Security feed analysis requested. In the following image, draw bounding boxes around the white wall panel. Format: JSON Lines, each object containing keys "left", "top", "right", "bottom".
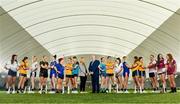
{"left": 0, "top": 7, "right": 50, "bottom": 74}
{"left": 127, "top": 9, "right": 180, "bottom": 73}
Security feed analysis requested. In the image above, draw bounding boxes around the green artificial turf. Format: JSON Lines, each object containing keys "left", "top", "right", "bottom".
{"left": 0, "top": 91, "right": 179, "bottom": 104}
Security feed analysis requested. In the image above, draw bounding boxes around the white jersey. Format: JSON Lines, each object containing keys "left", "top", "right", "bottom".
{"left": 31, "top": 61, "right": 38, "bottom": 72}
{"left": 114, "top": 63, "right": 123, "bottom": 74}
{"left": 5, "top": 61, "right": 19, "bottom": 72}
{"left": 149, "top": 60, "right": 156, "bottom": 73}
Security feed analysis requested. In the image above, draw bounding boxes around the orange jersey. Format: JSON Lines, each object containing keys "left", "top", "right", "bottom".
{"left": 19, "top": 62, "right": 29, "bottom": 74}
{"left": 65, "top": 63, "right": 73, "bottom": 75}
{"left": 131, "top": 61, "right": 139, "bottom": 71}
{"left": 106, "top": 62, "right": 114, "bottom": 74}
{"left": 138, "top": 62, "right": 145, "bottom": 71}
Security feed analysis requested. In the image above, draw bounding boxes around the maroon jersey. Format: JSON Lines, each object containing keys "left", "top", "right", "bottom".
{"left": 156, "top": 59, "right": 165, "bottom": 69}
{"left": 166, "top": 60, "right": 176, "bottom": 75}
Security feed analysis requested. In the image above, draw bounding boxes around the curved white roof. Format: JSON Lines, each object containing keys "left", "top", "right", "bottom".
{"left": 1, "top": 0, "right": 180, "bottom": 57}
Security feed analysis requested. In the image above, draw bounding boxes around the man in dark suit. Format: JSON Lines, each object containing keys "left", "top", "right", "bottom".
{"left": 88, "top": 55, "right": 100, "bottom": 93}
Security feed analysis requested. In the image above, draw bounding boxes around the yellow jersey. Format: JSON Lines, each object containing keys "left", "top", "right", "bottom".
{"left": 138, "top": 61, "right": 145, "bottom": 71}
{"left": 19, "top": 62, "right": 29, "bottom": 74}
{"left": 65, "top": 63, "right": 73, "bottom": 75}
{"left": 131, "top": 61, "right": 139, "bottom": 71}
{"left": 106, "top": 62, "right": 114, "bottom": 74}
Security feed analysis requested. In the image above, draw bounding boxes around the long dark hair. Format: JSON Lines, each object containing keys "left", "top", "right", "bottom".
{"left": 73, "top": 56, "right": 79, "bottom": 65}
{"left": 107, "top": 56, "right": 111, "bottom": 59}
{"left": 59, "top": 58, "right": 64, "bottom": 64}
{"left": 53, "top": 55, "right": 57, "bottom": 60}
{"left": 134, "top": 56, "right": 139, "bottom": 64}
{"left": 101, "top": 57, "right": 104, "bottom": 63}
{"left": 157, "top": 54, "right": 163, "bottom": 65}
{"left": 11, "top": 54, "right": 17, "bottom": 64}
{"left": 116, "top": 58, "right": 121, "bottom": 65}
{"left": 22, "top": 57, "right": 28, "bottom": 63}
{"left": 139, "top": 57, "right": 143, "bottom": 61}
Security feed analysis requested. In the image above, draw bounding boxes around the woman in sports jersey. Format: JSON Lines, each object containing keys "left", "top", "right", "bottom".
{"left": 122, "top": 56, "right": 130, "bottom": 93}
{"left": 98, "top": 57, "right": 107, "bottom": 93}
{"left": 148, "top": 55, "right": 158, "bottom": 93}
{"left": 4, "top": 54, "right": 19, "bottom": 94}
{"left": 114, "top": 58, "right": 123, "bottom": 93}
{"left": 166, "top": 53, "right": 177, "bottom": 93}
{"left": 131, "top": 56, "right": 141, "bottom": 93}
{"left": 39, "top": 56, "right": 49, "bottom": 94}
{"left": 49, "top": 55, "right": 58, "bottom": 93}
{"left": 72, "top": 56, "right": 80, "bottom": 93}
{"left": 138, "top": 57, "right": 146, "bottom": 93}
{"left": 55, "top": 58, "right": 65, "bottom": 93}
{"left": 156, "top": 54, "right": 167, "bottom": 93}
{"left": 17, "top": 57, "right": 29, "bottom": 93}
{"left": 106, "top": 56, "right": 115, "bottom": 92}
{"left": 30, "top": 56, "right": 38, "bottom": 93}
{"left": 64, "top": 57, "right": 74, "bottom": 93}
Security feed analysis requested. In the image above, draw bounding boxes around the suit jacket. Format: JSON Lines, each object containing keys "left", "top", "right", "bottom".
{"left": 88, "top": 60, "right": 100, "bottom": 76}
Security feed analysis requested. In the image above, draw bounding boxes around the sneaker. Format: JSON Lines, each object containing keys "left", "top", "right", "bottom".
{"left": 23, "top": 90, "right": 26, "bottom": 94}
{"left": 117, "top": 90, "right": 123, "bottom": 93}
{"left": 71, "top": 90, "right": 74, "bottom": 93}
{"left": 49, "top": 91, "right": 56, "bottom": 94}
{"left": 72, "top": 90, "right": 78, "bottom": 94}
{"left": 42, "top": 90, "right": 46, "bottom": 94}
{"left": 134, "top": 90, "right": 137, "bottom": 94}
{"left": 82, "top": 91, "right": 88, "bottom": 94}
{"left": 28, "top": 91, "right": 32, "bottom": 94}
{"left": 39, "top": 90, "right": 42, "bottom": 94}
{"left": 12, "top": 90, "right": 16, "bottom": 94}
{"left": 155, "top": 90, "right": 159, "bottom": 93}
{"left": 74, "top": 90, "right": 78, "bottom": 94}
{"left": 6, "top": 90, "right": 10, "bottom": 94}
{"left": 124, "top": 90, "right": 129, "bottom": 93}
{"left": 140, "top": 90, "right": 143, "bottom": 94}
{"left": 17, "top": 90, "right": 20, "bottom": 93}
{"left": 106, "top": 89, "right": 109, "bottom": 93}
{"left": 31, "top": 91, "right": 35, "bottom": 94}
{"left": 28, "top": 91, "right": 35, "bottom": 94}
{"left": 142, "top": 90, "right": 147, "bottom": 93}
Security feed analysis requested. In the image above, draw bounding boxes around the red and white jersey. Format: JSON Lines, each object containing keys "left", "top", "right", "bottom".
{"left": 148, "top": 60, "right": 156, "bottom": 73}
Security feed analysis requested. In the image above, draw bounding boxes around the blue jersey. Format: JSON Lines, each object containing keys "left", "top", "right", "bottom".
{"left": 100, "top": 63, "right": 106, "bottom": 77}
{"left": 100, "top": 63, "right": 106, "bottom": 73}
{"left": 50, "top": 61, "right": 57, "bottom": 77}
{"left": 50, "top": 61, "right": 57, "bottom": 70}
{"left": 123, "top": 62, "right": 129, "bottom": 72}
{"left": 72, "top": 63, "right": 80, "bottom": 75}
{"left": 123, "top": 62, "right": 130, "bottom": 77}
{"left": 55, "top": 63, "right": 64, "bottom": 77}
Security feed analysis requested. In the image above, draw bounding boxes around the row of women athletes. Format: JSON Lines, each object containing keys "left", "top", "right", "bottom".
{"left": 4, "top": 53, "right": 177, "bottom": 94}
{"left": 4, "top": 54, "right": 89, "bottom": 94}
{"left": 99, "top": 53, "right": 177, "bottom": 94}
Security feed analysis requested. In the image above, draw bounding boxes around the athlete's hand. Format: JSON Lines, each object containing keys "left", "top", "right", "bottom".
{"left": 25, "top": 67, "right": 29, "bottom": 70}
{"left": 57, "top": 71, "right": 60, "bottom": 74}
{"left": 90, "top": 72, "right": 93, "bottom": 75}
{"left": 51, "top": 66, "right": 54, "bottom": 69}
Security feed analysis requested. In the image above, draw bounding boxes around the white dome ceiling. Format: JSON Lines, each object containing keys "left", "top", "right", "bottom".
{"left": 1, "top": 0, "right": 180, "bottom": 57}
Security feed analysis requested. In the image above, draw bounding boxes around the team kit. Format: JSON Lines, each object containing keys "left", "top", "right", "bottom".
{"left": 4, "top": 53, "right": 177, "bottom": 94}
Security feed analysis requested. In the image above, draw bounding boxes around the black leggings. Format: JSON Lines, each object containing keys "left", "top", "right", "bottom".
{"left": 80, "top": 76, "right": 87, "bottom": 91}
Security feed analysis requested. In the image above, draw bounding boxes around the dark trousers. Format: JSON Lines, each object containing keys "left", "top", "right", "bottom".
{"left": 91, "top": 75, "right": 99, "bottom": 93}
{"left": 80, "top": 76, "right": 87, "bottom": 91}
